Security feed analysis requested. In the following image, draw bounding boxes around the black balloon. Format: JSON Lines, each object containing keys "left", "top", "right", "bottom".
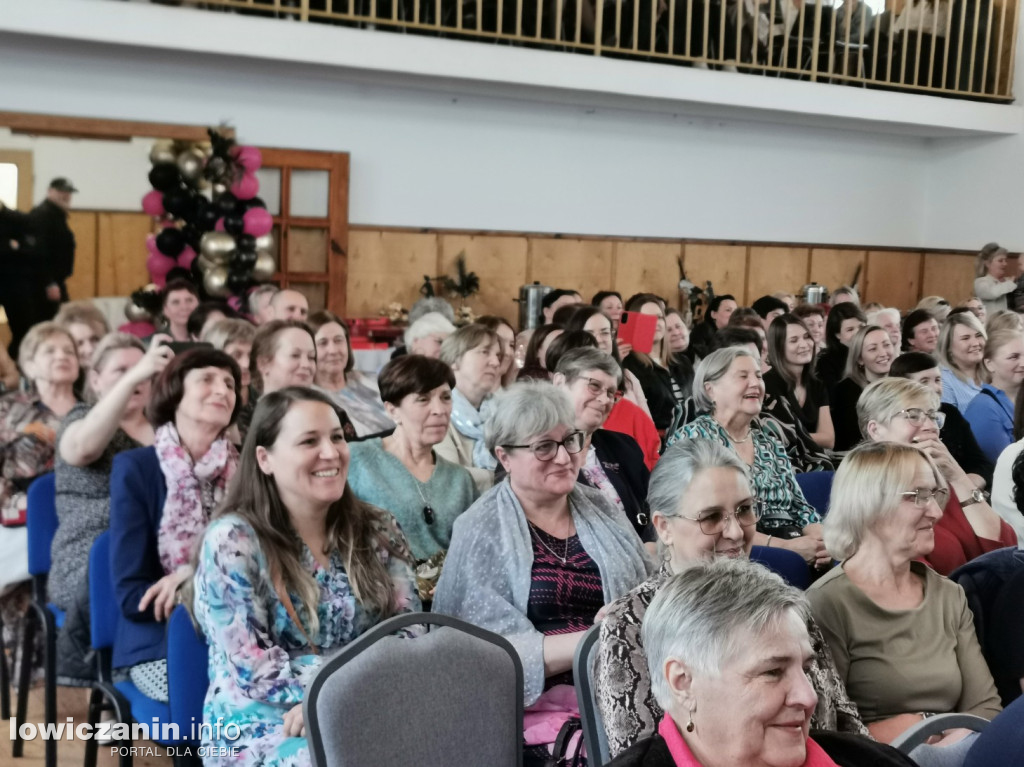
{"left": 236, "top": 234, "right": 257, "bottom": 253}
{"left": 216, "top": 192, "right": 238, "bottom": 215}
{"left": 227, "top": 271, "right": 251, "bottom": 293}
{"left": 236, "top": 250, "right": 258, "bottom": 268}
{"left": 182, "top": 224, "right": 202, "bottom": 249}
{"left": 149, "top": 164, "right": 182, "bottom": 193}
{"left": 196, "top": 204, "right": 220, "bottom": 232}
{"left": 163, "top": 188, "right": 196, "bottom": 219}
{"left": 156, "top": 227, "right": 187, "bottom": 258}
{"left": 246, "top": 196, "right": 266, "bottom": 210}
{"left": 223, "top": 215, "right": 245, "bottom": 237}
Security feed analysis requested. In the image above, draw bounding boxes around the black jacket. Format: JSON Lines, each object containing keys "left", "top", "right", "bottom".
{"left": 622, "top": 353, "right": 679, "bottom": 432}
{"left": 25, "top": 199, "right": 75, "bottom": 285}
{"left": 940, "top": 402, "right": 994, "bottom": 488}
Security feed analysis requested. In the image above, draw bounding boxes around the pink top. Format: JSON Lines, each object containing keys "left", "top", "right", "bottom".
{"left": 657, "top": 714, "right": 839, "bottom": 767}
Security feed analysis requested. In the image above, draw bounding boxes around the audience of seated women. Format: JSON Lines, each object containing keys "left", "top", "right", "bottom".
{"left": 186, "top": 301, "right": 237, "bottom": 341}
{"left": 434, "top": 381, "right": 650, "bottom": 767}
{"left": 192, "top": 387, "right": 420, "bottom": 766}
{"left": 689, "top": 294, "right": 737, "bottom": 359}
{"left": 814, "top": 302, "right": 866, "bottom": 395}
{"left": 974, "top": 242, "right": 1016, "bottom": 317}
{"left": 347, "top": 355, "right": 476, "bottom": 562}
{"left": 436, "top": 323, "right": 502, "bottom": 492}
{"left": 938, "top": 311, "right": 987, "bottom": 414}
{"left": 764, "top": 313, "right": 834, "bottom": 450}
{"left": 201, "top": 318, "right": 256, "bottom": 407}
{"left": 0, "top": 322, "right": 80, "bottom": 663}
{"left": 622, "top": 293, "right": 684, "bottom": 434}
{"left": 309, "top": 310, "right": 393, "bottom": 437}
{"left": 964, "top": 328, "right": 1024, "bottom": 463}
{"left": 596, "top": 440, "right": 865, "bottom": 759}
{"left": 667, "top": 347, "right": 828, "bottom": 569}
{"left": 109, "top": 348, "right": 241, "bottom": 702}
{"left": 902, "top": 308, "right": 941, "bottom": 354}
{"left": 809, "top": 441, "right": 1002, "bottom": 764}
{"left": 55, "top": 300, "right": 109, "bottom": 375}
{"left": 890, "top": 352, "right": 994, "bottom": 489}
{"left": 158, "top": 278, "right": 200, "bottom": 343}
{"left": 51, "top": 333, "right": 170, "bottom": 681}
{"left": 517, "top": 322, "right": 563, "bottom": 380}
{"left": 830, "top": 324, "right": 894, "bottom": 451}
{"left": 857, "top": 377, "right": 1016, "bottom": 574}
{"left": 552, "top": 348, "right": 653, "bottom": 540}
{"left": 478, "top": 314, "right": 518, "bottom": 388}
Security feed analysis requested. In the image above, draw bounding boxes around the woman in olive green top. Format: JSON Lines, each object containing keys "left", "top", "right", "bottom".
{"left": 808, "top": 441, "right": 1000, "bottom": 766}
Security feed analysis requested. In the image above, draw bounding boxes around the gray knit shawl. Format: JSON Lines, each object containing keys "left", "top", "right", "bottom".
{"left": 433, "top": 478, "right": 653, "bottom": 705}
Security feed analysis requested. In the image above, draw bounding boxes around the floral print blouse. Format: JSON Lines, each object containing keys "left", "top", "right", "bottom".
{"left": 0, "top": 391, "right": 64, "bottom": 526}
{"left": 192, "top": 510, "right": 421, "bottom": 766}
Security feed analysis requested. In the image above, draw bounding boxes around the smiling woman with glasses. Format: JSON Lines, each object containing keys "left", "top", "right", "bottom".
{"left": 857, "top": 377, "right": 1016, "bottom": 575}
{"left": 595, "top": 439, "right": 867, "bottom": 758}
{"left": 434, "top": 380, "right": 651, "bottom": 767}
{"left": 809, "top": 441, "right": 1002, "bottom": 761}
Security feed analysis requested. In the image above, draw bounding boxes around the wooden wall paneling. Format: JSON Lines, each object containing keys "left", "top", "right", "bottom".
{"left": 746, "top": 247, "right": 810, "bottom": 304}
{"left": 809, "top": 249, "right": 866, "bottom": 297}
{"left": 683, "top": 244, "right": 748, "bottom": 301}
{"left": 865, "top": 251, "right": 922, "bottom": 310}
{"left": 95, "top": 213, "right": 153, "bottom": 297}
{"left": 529, "top": 238, "right": 614, "bottom": 303}
{"left": 65, "top": 211, "right": 97, "bottom": 300}
{"left": 921, "top": 253, "right": 977, "bottom": 304}
{"left": 347, "top": 230, "right": 439, "bottom": 317}
{"left": 613, "top": 242, "right": 683, "bottom": 308}
{"left": 439, "top": 234, "right": 528, "bottom": 323}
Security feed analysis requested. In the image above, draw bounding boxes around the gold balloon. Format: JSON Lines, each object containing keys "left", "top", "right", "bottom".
{"left": 196, "top": 255, "right": 216, "bottom": 274}
{"left": 177, "top": 148, "right": 206, "bottom": 185}
{"left": 204, "top": 267, "right": 230, "bottom": 298}
{"left": 254, "top": 233, "right": 275, "bottom": 254}
{"left": 200, "top": 232, "right": 236, "bottom": 265}
{"left": 124, "top": 301, "right": 151, "bottom": 323}
{"left": 252, "top": 250, "right": 277, "bottom": 282}
{"left": 149, "top": 139, "right": 176, "bottom": 165}
{"left": 212, "top": 182, "right": 228, "bottom": 197}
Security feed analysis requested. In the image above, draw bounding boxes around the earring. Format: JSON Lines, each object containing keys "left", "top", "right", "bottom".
{"left": 686, "top": 708, "right": 695, "bottom": 733}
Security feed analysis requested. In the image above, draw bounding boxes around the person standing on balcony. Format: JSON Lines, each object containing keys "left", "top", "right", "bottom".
{"left": 25, "top": 178, "right": 77, "bottom": 323}
{"left": 974, "top": 243, "right": 1017, "bottom": 317}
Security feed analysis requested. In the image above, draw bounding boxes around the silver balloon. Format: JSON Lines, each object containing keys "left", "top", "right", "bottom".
{"left": 252, "top": 250, "right": 277, "bottom": 282}
{"left": 211, "top": 182, "right": 228, "bottom": 197}
{"left": 177, "top": 148, "right": 206, "bottom": 185}
{"left": 196, "top": 255, "right": 216, "bottom": 274}
{"left": 200, "top": 232, "right": 236, "bottom": 265}
{"left": 124, "top": 301, "right": 151, "bottom": 323}
{"left": 204, "top": 266, "right": 230, "bottom": 298}
{"left": 254, "top": 233, "right": 275, "bottom": 254}
{"left": 149, "top": 139, "right": 176, "bottom": 166}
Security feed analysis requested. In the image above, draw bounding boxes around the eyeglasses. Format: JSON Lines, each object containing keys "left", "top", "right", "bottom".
{"left": 504, "top": 430, "right": 586, "bottom": 461}
{"left": 581, "top": 377, "right": 624, "bottom": 402}
{"left": 671, "top": 501, "right": 762, "bottom": 536}
{"left": 900, "top": 487, "right": 950, "bottom": 509}
{"left": 894, "top": 408, "right": 946, "bottom": 429}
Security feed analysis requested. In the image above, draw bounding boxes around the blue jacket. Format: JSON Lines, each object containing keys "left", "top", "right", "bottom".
{"left": 964, "top": 384, "right": 1015, "bottom": 464}
{"left": 108, "top": 446, "right": 167, "bottom": 669}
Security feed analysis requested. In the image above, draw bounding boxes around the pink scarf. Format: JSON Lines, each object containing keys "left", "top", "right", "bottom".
{"left": 658, "top": 714, "right": 838, "bottom": 767}
{"left": 154, "top": 422, "right": 238, "bottom": 574}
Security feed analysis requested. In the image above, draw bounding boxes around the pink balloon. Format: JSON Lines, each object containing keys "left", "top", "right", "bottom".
{"left": 177, "top": 246, "right": 197, "bottom": 270}
{"left": 146, "top": 252, "right": 176, "bottom": 287}
{"left": 230, "top": 172, "right": 259, "bottom": 201}
{"left": 243, "top": 207, "right": 273, "bottom": 237}
{"left": 227, "top": 295, "right": 243, "bottom": 312}
{"left": 215, "top": 217, "right": 225, "bottom": 232}
{"left": 145, "top": 233, "right": 159, "bottom": 256}
{"left": 141, "top": 190, "right": 165, "bottom": 218}
{"left": 233, "top": 145, "right": 262, "bottom": 172}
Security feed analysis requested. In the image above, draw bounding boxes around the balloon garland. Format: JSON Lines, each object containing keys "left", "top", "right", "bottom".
{"left": 139, "top": 128, "right": 276, "bottom": 303}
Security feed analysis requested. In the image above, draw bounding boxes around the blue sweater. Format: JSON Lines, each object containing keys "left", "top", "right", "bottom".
{"left": 109, "top": 446, "right": 168, "bottom": 669}
{"left": 964, "top": 385, "right": 1016, "bottom": 465}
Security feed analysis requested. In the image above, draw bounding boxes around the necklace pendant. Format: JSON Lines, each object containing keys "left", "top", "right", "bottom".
{"left": 422, "top": 505, "right": 435, "bottom": 525}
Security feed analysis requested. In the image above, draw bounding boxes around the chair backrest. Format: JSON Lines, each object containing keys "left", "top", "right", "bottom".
{"left": 26, "top": 473, "right": 57, "bottom": 577}
{"left": 573, "top": 623, "right": 611, "bottom": 767}
{"left": 750, "top": 545, "right": 811, "bottom": 590}
{"left": 304, "top": 612, "right": 523, "bottom": 767}
{"left": 949, "top": 546, "right": 1024, "bottom": 651}
{"left": 167, "top": 605, "right": 209, "bottom": 744}
{"left": 963, "top": 695, "right": 1024, "bottom": 766}
{"left": 794, "top": 470, "right": 834, "bottom": 518}
{"left": 88, "top": 531, "right": 120, "bottom": 652}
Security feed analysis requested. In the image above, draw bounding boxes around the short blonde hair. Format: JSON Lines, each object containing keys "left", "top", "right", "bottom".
{"left": 938, "top": 311, "right": 987, "bottom": 383}
{"left": 18, "top": 322, "right": 76, "bottom": 376}
{"left": 986, "top": 310, "right": 1024, "bottom": 335}
{"left": 976, "top": 242, "right": 1007, "bottom": 278}
{"left": 55, "top": 301, "right": 110, "bottom": 336}
{"left": 86, "top": 333, "right": 146, "bottom": 402}
{"left": 825, "top": 441, "right": 945, "bottom": 560}
{"left": 916, "top": 296, "right": 951, "bottom": 320}
{"left": 440, "top": 323, "right": 498, "bottom": 369}
{"left": 856, "top": 377, "right": 940, "bottom": 441}
{"left": 202, "top": 318, "right": 256, "bottom": 351}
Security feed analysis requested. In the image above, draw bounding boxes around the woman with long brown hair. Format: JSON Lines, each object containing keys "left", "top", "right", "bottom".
{"left": 191, "top": 387, "right": 420, "bottom": 766}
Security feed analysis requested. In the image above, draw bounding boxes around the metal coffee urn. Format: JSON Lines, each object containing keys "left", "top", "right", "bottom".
{"left": 800, "top": 282, "right": 830, "bottom": 305}
{"left": 514, "top": 282, "right": 552, "bottom": 330}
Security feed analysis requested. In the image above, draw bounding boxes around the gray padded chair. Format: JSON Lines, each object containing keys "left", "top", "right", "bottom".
{"left": 573, "top": 624, "right": 611, "bottom": 767}
{"left": 889, "top": 713, "right": 990, "bottom": 754}
{"left": 304, "top": 612, "right": 523, "bottom": 767}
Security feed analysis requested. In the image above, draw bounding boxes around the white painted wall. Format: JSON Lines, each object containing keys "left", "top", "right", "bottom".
{"left": 3, "top": 0, "right": 1014, "bottom": 249}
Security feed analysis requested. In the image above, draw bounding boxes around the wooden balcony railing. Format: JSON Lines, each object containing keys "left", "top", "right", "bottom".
{"left": 179, "top": 0, "right": 1019, "bottom": 101}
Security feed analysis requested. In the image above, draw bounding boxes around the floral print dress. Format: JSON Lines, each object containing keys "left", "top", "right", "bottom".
{"left": 192, "top": 510, "right": 422, "bottom": 766}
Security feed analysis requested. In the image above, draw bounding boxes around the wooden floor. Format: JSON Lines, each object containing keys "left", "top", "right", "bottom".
{"left": 1, "top": 683, "right": 172, "bottom": 766}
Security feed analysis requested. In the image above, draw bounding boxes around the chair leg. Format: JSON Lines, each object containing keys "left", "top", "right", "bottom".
{"left": 83, "top": 687, "right": 103, "bottom": 767}
{"left": 0, "top": 610, "right": 10, "bottom": 720}
{"left": 12, "top": 607, "right": 37, "bottom": 757}
{"left": 40, "top": 607, "right": 57, "bottom": 767}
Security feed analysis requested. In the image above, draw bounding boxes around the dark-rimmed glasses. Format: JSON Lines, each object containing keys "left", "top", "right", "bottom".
{"left": 504, "top": 430, "right": 586, "bottom": 461}
{"left": 900, "top": 488, "right": 950, "bottom": 508}
{"left": 671, "top": 501, "right": 762, "bottom": 535}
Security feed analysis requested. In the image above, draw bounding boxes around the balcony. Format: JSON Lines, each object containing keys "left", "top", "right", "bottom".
{"left": 179, "top": 0, "right": 1019, "bottom": 102}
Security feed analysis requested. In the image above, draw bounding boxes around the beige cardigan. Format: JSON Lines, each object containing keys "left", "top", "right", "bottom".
{"left": 434, "top": 421, "right": 494, "bottom": 494}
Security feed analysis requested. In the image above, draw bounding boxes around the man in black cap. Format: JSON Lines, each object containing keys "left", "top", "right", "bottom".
{"left": 24, "top": 177, "right": 78, "bottom": 322}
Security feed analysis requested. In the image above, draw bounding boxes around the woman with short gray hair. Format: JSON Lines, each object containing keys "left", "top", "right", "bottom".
{"left": 596, "top": 440, "right": 865, "bottom": 758}
{"left": 667, "top": 348, "right": 827, "bottom": 570}
{"left": 553, "top": 349, "right": 652, "bottom": 539}
{"left": 403, "top": 311, "right": 456, "bottom": 359}
{"left": 434, "top": 380, "right": 651, "bottom": 765}
{"left": 606, "top": 558, "right": 842, "bottom": 766}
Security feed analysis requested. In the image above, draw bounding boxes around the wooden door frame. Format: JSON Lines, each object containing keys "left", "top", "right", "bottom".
{"left": 0, "top": 150, "right": 33, "bottom": 210}
{"left": 0, "top": 111, "right": 229, "bottom": 142}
